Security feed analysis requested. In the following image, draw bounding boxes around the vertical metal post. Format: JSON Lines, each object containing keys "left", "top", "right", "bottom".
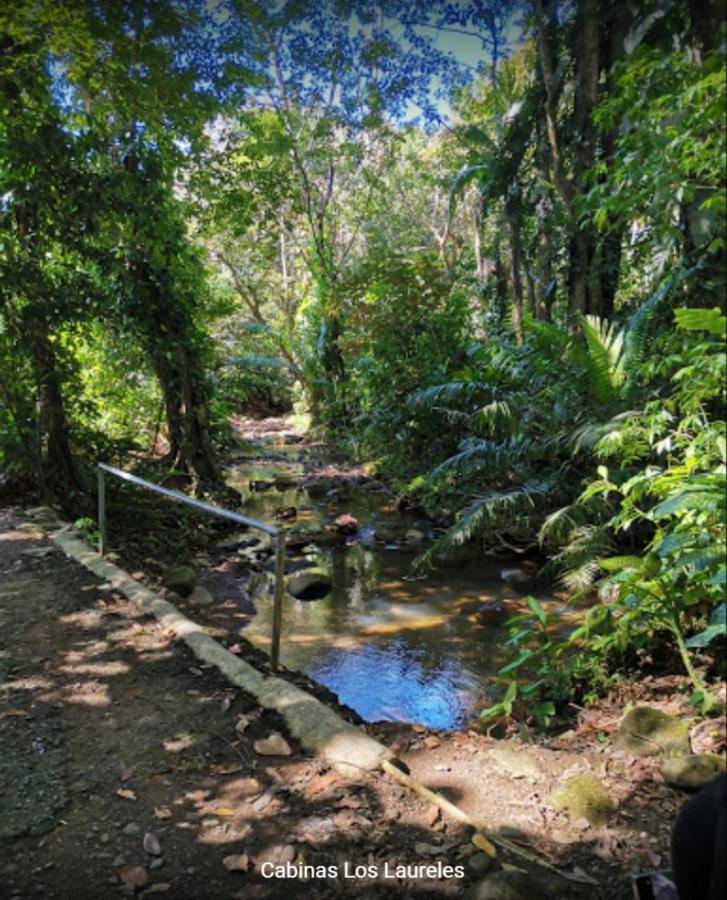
{"left": 271, "top": 529, "right": 286, "bottom": 672}
{"left": 97, "top": 467, "right": 107, "bottom": 556}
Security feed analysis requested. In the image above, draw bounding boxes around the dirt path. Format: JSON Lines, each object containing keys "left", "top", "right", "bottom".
{"left": 0, "top": 501, "right": 707, "bottom": 900}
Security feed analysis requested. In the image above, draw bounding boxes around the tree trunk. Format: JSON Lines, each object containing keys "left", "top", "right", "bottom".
{"left": 506, "top": 202, "right": 525, "bottom": 344}
{"left": 27, "top": 314, "right": 84, "bottom": 499}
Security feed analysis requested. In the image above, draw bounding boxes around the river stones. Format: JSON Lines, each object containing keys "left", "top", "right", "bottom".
{"left": 162, "top": 565, "right": 196, "bottom": 597}
{"left": 614, "top": 706, "right": 691, "bottom": 757}
{"left": 550, "top": 774, "right": 615, "bottom": 826}
{"left": 661, "top": 753, "right": 727, "bottom": 789}
{"left": 286, "top": 572, "right": 332, "bottom": 600}
{"left": 499, "top": 568, "right": 534, "bottom": 588}
{"left": 465, "top": 870, "right": 551, "bottom": 900}
{"left": 188, "top": 585, "right": 214, "bottom": 607}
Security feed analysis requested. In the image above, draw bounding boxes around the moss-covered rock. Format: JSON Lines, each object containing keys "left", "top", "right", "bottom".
{"left": 614, "top": 706, "right": 691, "bottom": 757}
{"left": 661, "top": 753, "right": 727, "bottom": 789}
{"left": 162, "top": 564, "right": 196, "bottom": 597}
{"left": 550, "top": 773, "right": 615, "bottom": 826}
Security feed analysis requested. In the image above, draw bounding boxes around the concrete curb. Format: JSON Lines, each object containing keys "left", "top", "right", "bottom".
{"left": 50, "top": 526, "right": 393, "bottom": 777}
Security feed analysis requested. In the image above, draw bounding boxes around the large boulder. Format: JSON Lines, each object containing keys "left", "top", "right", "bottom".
{"left": 614, "top": 706, "right": 691, "bottom": 757}
{"left": 162, "top": 565, "right": 196, "bottom": 597}
{"left": 550, "top": 773, "right": 615, "bottom": 826}
{"left": 286, "top": 572, "right": 333, "bottom": 601}
{"left": 661, "top": 754, "right": 727, "bottom": 790}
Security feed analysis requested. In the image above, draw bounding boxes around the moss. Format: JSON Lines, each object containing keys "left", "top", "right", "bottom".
{"left": 614, "top": 706, "right": 691, "bottom": 757}
{"left": 661, "top": 753, "right": 727, "bottom": 789}
{"left": 550, "top": 774, "right": 615, "bottom": 826}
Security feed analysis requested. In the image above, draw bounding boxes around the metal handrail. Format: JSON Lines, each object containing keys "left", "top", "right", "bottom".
{"left": 97, "top": 462, "right": 286, "bottom": 671}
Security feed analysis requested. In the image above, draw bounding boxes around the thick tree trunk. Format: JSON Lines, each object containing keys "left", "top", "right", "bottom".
{"left": 569, "top": 0, "right": 600, "bottom": 316}
{"left": 27, "top": 315, "right": 84, "bottom": 499}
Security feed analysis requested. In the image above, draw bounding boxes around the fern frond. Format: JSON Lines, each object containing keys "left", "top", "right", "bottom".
{"left": 416, "top": 478, "right": 557, "bottom": 568}
{"left": 408, "top": 381, "right": 491, "bottom": 410}
{"left": 580, "top": 316, "right": 626, "bottom": 406}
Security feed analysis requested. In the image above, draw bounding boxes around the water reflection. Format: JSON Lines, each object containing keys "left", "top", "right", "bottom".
{"left": 228, "top": 450, "right": 551, "bottom": 730}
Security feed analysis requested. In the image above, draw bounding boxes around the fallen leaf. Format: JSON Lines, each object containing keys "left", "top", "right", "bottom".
{"left": 154, "top": 806, "right": 172, "bottom": 820}
{"left": 412, "top": 724, "right": 426, "bottom": 733}
{"left": 253, "top": 734, "right": 292, "bottom": 756}
{"left": 145, "top": 884, "right": 171, "bottom": 894}
{"left": 214, "top": 807, "right": 236, "bottom": 817}
{"left": 223, "top": 854, "right": 249, "bottom": 872}
{"left": 143, "top": 832, "right": 162, "bottom": 856}
{"left": 119, "top": 865, "right": 148, "bottom": 886}
{"left": 426, "top": 805, "right": 440, "bottom": 826}
{"left": 116, "top": 788, "right": 137, "bottom": 801}
{"left": 472, "top": 833, "right": 497, "bottom": 859}
{"left": 235, "top": 715, "right": 251, "bottom": 736}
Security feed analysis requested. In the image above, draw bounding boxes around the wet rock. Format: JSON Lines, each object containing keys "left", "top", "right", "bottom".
{"left": 286, "top": 572, "right": 332, "bottom": 600}
{"left": 333, "top": 513, "right": 358, "bottom": 535}
{"left": 550, "top": 774, "right": 615, "bottom": 826}
{"left": 249, "top": 480, "right": 275, "bottom": 492}
{"left": 476, "top": 601, "right": 509, "bottom": 627}
{"left": 187, "top": 585, "right": 214, "bottom": 607}
{"left": 162, "top": 565, "right": 196, "bottom": 597}
{"left": 274, "top": 474, "right": 298, "bottom": 489}
{"left": 499, "top": 568, "right": 534, "bottom": 588}
{"left": 274, "top": 506, "right": 297, "bottom": 521}
{"left": 465, "top": 870, "right": 550, "bottom": 900}
{"left": 614, "top": 706, "right": 691, "bottom": 757}
{"left": 661, "top": 753, "right": 727, "bottom": 789}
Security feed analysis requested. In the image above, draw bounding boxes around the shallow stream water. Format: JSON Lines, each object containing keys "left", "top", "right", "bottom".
{"left": 226, "top": 436, "right": 559, "bottom": 730}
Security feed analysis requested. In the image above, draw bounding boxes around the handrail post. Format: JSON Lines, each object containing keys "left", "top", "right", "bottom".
{"left": 97, "top": 466, "right": 107, "bottom": 556}
{"left": 271, "top": 529, "right": 286, "bottom": 672}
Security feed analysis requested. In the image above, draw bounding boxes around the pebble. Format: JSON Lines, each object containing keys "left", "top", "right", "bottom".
{"left": 150, "top": 858, "right": 165, "bottom": 871}
{"left": 113, "top": 855, "right": 125, "bottom": 867}
{"left": 100, "top": 833, "right": 110, "bottom": 844}
{"left": 468, "top": 853, "right": 494, "bottom": 875}
{"left": 122, "top": 823, "right": 141, "bottom": 836}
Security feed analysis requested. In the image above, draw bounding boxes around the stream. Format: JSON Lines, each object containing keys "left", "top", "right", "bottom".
{"left": 224, "top": 424, "right": 560, "bottom": 731}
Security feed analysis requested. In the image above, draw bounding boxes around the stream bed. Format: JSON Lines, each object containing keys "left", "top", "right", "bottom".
{"left": 224, "top": 428, "right": 561, "bottom": 730}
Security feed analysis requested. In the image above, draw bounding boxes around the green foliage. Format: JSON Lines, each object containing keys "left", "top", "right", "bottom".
{"left": 411, "top": 315, "right": 636, "bottom": 566}
{"left": 485, "top": 311, "right": 726, "bottom": 721}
